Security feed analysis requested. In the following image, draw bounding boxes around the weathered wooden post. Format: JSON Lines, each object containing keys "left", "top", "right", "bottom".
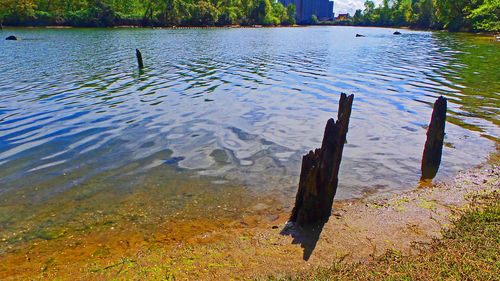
{"left": 290, "top": 93, "right": 354, "bottom": 225}
{"left": 421, "top": 96, "right": 447, "bottom": 180}
{"left": 136, "top": 49, "right": 144, "bottom": 69}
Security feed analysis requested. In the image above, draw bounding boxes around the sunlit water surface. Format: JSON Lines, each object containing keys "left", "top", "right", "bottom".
{"left": 1, "top": 26, "right": 499, "bottom": 218}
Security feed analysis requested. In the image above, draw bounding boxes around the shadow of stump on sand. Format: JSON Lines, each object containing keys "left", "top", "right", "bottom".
{"left": 280, "top": 220, "right": 326, "bottom": 261}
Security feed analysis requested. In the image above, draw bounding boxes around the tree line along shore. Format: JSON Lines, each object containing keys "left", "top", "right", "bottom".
{"left": 1, "top": 0, "right": 498, "bottom": 32}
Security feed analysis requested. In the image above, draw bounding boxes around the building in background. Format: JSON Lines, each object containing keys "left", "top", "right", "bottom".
{"left": 279, "top": 0, "right": 334, "bottom": 23}
{"left": 336, "top": 13, "right": 350, "bottom": 21}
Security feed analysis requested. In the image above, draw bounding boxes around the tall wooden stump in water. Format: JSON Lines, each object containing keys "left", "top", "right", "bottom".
{"left": 136, "top": 49, "right": 144, "bottom": 69}
{"left": 290, "top": 93, "right": 354, "bottom": 225}
{"left": 421, "top": 96, "right": 447, "bottom": 180}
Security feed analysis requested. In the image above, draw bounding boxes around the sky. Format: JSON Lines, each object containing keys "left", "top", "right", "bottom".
{"left": 333, "top": 0, "right": 383, "bottom": 16}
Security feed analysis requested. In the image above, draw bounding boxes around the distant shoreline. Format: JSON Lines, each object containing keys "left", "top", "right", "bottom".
{"left": 3, "top": 25, "right": 498, "bottom": 39}
{"left": 1, "top": 24, "right": 303, "bottom": 29}
{"left": 3, "top": 24, "right": 497, "bottom": 35}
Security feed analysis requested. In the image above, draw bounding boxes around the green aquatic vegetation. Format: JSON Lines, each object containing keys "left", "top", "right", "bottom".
{"left": 92, "top": 246, "right": 111, "bottom": 257}
{"left": 367, "top": 202, "right": 384, "bottom": 209}
{"left": 42, "top": 257, "right": 56, "bottom": 272}
{"left": 392, "top": 197, "right": 410, "bottom": 205}
{"left": 444, "top": 142, "right": 456, "bottom": 148}
{"left": 88, "top": 258, "right": 137, "bottom": 273}
{"left": 416, "top": 199, "right": 437, "bottom": 211}
{"left": 36, "top": 230, "right": 64, "bottom": 240}
{"left": 406, "top": 224, "right": 423, "bottom": 235}
{"left": 390, "top": 197, "right": 410, "bottom": 212}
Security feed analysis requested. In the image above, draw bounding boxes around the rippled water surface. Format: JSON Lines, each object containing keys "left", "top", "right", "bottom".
{"left": 1, "top": 26, "right": 499, "bottom": 204}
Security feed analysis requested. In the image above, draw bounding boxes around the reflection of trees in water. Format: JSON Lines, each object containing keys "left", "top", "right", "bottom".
{"left": 431, "top": 33, "right": 500, "bottom": 142}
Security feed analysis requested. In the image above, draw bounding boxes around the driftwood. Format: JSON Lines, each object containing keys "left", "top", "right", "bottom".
{"left": 136, "top": 49, "right": 144, "bottom": 69}
{"left": 290, "top": 93, "right": 354, "bottom": 225}
{"left": 421, "top": 96, "right": 447, "bottom": 180}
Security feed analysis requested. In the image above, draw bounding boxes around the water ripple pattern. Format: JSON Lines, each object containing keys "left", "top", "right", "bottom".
{"left": 0, "top": 27, "right": 498, "bottom": 200}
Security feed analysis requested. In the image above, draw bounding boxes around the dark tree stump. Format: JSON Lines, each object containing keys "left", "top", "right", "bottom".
{"left": 421, "top": 96, "right": 447, "bottom": 180}
{"left": 290, "top": 93, "right": 354, "bottom": 225}
{"left": 136, "top": 49, "right": 144, "bottom": 69}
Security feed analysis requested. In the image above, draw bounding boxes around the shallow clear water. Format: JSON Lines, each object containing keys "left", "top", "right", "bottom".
{"left": 0, "top": 26, "right": 499, "bottom": 204}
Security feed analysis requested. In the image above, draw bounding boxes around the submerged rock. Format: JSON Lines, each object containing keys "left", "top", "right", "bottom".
{"left": 6, "top": 35, "right": 20, "bottom": 40}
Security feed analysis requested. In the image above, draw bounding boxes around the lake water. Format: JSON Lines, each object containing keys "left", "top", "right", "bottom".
{"left": 0, "top": 27, "right": 499, "bottom": 237}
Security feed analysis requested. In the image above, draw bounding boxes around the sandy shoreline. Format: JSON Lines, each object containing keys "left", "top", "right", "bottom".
{"left": 165, "top": 162, "right": 499, "bottom": 280}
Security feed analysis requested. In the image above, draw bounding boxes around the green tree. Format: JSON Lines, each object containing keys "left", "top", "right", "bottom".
{"left": 154, "top": 0, "right": 187, "bottom": 26}
{"left": 363, "top": 0, "right": 375, "bottom": 24}
{"left": 189, "top": 0, "right": 218, "bottom": 26}
{"left": 250, "top": 0, "right": 273, "bottom": 25}
{"left": 415, "top": 0, "right": 434, "bottom": 28}
{"left": 401, "top": 0, "right": 414, "bottom": 24}
{"left": 364, "top": 0, "right": 375, "bottom": 14}
{"left": 467, "top": 0, "right": 500, "bottom": 31}
{"left": 310, "top": 14, "right": 318, "bottom": 24}
{"left": 390, "top": 0, "right": 409, "bottom": 26}
{"left": 218, "top": 6, "right": 239, "bottom": 25}
{"left": 353, "top": 9, "right": 363, "bottom": 25}
{"left": 272, "top": 1, "right": 286, "bottom": 24}
{"left": 435, "top": 0, "right": 477, "bottom": 31}
{"left": 2, "top": 0, "right": 36, "bottom": 23}
{"left": 376, "top": 0, "right": 392, "bottom": 26}
{"left": 1, "top": 0, "right": 498, "bottom": 31}
{"left": 285, "top": 3, "right": 296, "bottom": 25}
